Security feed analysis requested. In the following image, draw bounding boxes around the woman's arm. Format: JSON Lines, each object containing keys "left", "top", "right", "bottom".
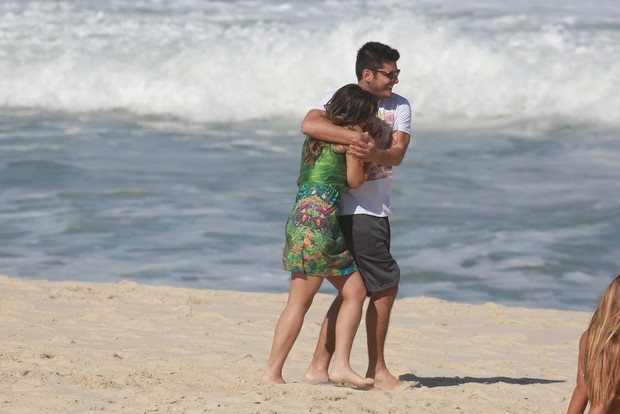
{"left": 345, "top": 151, "right": 367, "bottom": 189}
{"left": 567, "top": 331, "right": 589, "bottom": 414}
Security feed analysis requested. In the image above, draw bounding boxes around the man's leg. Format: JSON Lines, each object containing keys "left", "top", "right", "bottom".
{"left": 345, "top": 215, "right": 402, "bottom": 390}
{"left": 365, "top": 285, "right": 402, "bottom": 390}
{"left": 303, "top": 293, "right": 342, "bottom": 382}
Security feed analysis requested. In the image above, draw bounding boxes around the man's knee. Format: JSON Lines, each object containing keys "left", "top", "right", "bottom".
{"left": 370, "top": 285, "right": 398, "bottom": 301}
{"left": 368, "top": 285, "right": 398, "bottom": 312}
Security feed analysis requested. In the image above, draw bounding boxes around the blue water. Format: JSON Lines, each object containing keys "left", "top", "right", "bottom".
{"left": 1, "top": 0, "right": 620, "bottom": 311}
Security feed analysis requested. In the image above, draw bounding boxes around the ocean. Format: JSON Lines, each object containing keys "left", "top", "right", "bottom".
{"left": 1, "top": 0, "right": 619, "bottom": 311}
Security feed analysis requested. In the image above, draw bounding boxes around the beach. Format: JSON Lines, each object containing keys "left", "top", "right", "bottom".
{"left": 1, "top": 274, "right": 589, "bottom": 413}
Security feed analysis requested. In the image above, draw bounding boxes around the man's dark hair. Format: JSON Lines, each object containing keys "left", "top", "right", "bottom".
{"left": 355, "top": 41, "right": 400, "bottom": 81}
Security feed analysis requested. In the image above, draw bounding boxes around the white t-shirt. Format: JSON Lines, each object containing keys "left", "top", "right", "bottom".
{"left": 314, "top": 91, "right": 412, "bottom": 217}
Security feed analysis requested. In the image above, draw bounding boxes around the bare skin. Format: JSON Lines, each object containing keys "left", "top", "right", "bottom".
{"left": 260, "top": 272, "right": 373, "bottom": 389}
{"left": 304, "top": 285, "right": 402, "bottom": 390}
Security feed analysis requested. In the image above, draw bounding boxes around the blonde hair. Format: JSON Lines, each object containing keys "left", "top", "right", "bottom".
{"left": 585, "top": 275, "right": 620, "bottom": 407}
{"left": 304, "top": 84, "right": 378, "bottom": 165}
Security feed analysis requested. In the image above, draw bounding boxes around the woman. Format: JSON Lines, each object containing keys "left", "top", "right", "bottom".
{"left": 260, "top": 84, "right": 377, "bottom": 388}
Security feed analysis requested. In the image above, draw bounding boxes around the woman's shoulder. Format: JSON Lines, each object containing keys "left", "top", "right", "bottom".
{"left": 579, "top": 329, "right": 589, "bottom": 349}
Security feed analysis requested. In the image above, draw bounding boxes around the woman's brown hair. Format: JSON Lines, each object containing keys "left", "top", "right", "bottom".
{"left": 304, "top": 84, "right": 378, "bottom": 164}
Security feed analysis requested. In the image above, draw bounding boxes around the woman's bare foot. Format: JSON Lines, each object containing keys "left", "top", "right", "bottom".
{"left": 260, "top": 373, "right": 286, "bottom": 384}
{"left": 329, "top": 369, "right": 374, "bottom": 389}
{"left": 303, "top": 365, "right": 330, "bottom": 383}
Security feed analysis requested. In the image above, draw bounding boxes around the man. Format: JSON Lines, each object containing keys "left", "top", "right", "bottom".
{"left": 301, "top": 41, "right": 411, "bottom": 390}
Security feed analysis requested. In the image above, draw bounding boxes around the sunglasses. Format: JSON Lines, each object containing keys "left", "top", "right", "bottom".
{"left": 370, "top": 68, "right": 401, "bottom": 80}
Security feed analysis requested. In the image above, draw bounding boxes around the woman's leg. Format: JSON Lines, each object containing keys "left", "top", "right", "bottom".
{"left": 260, "top": 273, "right": 324, "bottom": 384}
{"left": 326, "top": 272, "right": 374, "bottom": 388}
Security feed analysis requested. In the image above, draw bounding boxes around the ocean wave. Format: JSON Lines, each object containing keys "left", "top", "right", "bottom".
{"left": 1, "top": 0, "right": 619, "bottom": 125}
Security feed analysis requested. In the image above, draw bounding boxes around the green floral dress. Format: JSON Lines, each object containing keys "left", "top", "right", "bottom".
{"left": 282, "top": 137, "right": 357, "bottom": 277}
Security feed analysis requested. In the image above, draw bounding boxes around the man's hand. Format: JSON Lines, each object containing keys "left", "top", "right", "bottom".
{"left": 350, "top": 130, "right": 411, "bottom": 166}
{"left": 348, "top": 132, "right": 376, "bottom": 161}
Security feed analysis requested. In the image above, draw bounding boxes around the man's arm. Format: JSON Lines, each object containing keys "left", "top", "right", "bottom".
{"left": 352, "top": 130, "right": 410, "bottom": 166}
{"left": 300, "top": 109, "right": 367, "bottom": 146}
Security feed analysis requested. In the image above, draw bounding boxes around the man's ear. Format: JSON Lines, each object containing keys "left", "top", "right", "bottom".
{"left": 361, "top": 68, "right": 374, "bottom": 82}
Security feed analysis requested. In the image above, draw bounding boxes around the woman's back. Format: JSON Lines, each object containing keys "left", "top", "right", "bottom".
{"left": 296, "top": 138, "right": 348, "bottom": 193}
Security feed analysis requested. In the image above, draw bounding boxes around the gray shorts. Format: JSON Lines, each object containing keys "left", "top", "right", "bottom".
{"left": 338, "top": 214, "right": 400, "bottom": 295}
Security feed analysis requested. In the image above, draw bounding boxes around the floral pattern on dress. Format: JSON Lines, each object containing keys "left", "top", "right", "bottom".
{"left": 282, "top": 183, "right": 357, "bottom": 277}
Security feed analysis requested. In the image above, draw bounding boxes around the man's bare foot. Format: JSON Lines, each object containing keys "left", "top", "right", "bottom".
{"left": 260, "top": 373, "right": 286, "bottom": 384}
{"left": 329, "top": 369, "right": 374, "bottom": 389}
{"left": 303, "top": 366, "right": 330, "bottom": 383}
{"left": 369, "top": 370, "right": 402, "bottom": 391}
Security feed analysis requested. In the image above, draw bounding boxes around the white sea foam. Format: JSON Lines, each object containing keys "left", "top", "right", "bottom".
{"left": 1, "top": 0, "right": 620, "bottom": 125}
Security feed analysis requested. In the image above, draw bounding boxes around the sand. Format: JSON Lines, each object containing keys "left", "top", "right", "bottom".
{"left": 0, "top": 274, "right": 590, "bottom": 413}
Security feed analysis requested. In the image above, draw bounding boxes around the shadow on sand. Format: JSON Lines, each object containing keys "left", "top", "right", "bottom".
{"left": 399, "top": 374, "right": 565, "bottom": 388}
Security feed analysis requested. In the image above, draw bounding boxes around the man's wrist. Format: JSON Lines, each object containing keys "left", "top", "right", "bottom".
{"left": 370, "top": 148, "right": 383, "bottom": 163}
{"left": 347, "top": 130, "right": 364, "bottom": 145}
